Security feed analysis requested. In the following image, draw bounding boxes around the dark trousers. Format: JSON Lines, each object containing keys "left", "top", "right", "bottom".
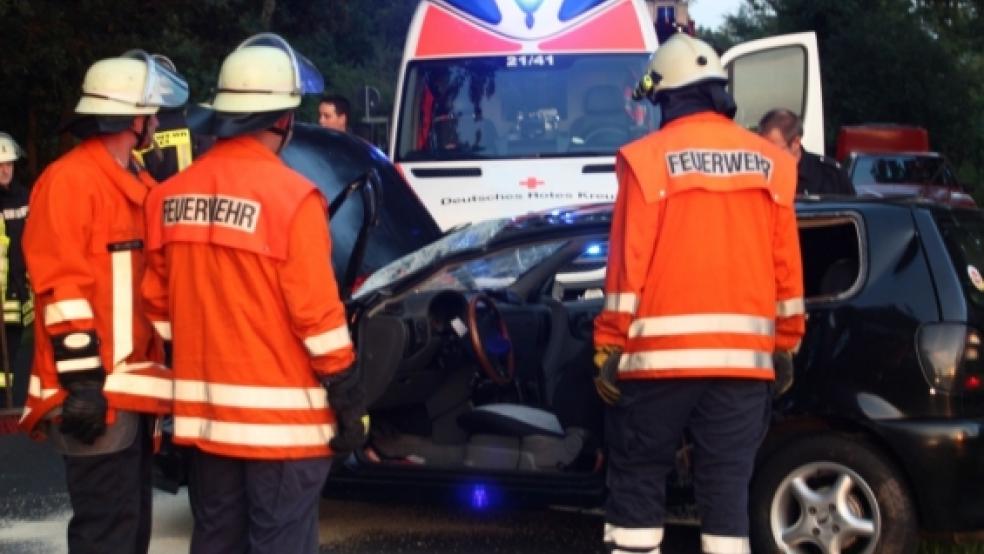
{"left": 64, "top": 416, "right": 153, "bottom": 554}
{"left": 188, "top": 449, "right": 332, "bottom": 554}
{"left": 605, "top": 379, "right": 770, "bottom": 542}
{"left": 0, "top": 325, "right": 26, "bottom": 408}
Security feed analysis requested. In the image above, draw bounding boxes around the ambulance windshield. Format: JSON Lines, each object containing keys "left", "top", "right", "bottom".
{"left": 396, "top": 54, "right": 659, "bottom": 162}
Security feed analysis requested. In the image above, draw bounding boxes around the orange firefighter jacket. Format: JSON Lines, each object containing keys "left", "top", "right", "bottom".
{"left": 143, "top": 136, "right": 355, "bottom": 460}
{"left": 594, "top": 112, "right": 805, "bottom": 381}
{"left": 20, "top": 139, "right": 170, "bottom": 434}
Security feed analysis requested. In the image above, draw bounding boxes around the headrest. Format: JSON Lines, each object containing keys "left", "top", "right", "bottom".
{"left": 458, "top": 404, "right": 565, "bottom": 437}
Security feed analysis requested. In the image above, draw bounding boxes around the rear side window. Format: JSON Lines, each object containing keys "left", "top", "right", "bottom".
{"left": 933, "top": 210, "right": 984, "bottom": 309}
{"left": 798, "top": 215, "right": 864, "bottom": 301}
{"left": 851, "top": 155, "right": 957, "bottom": 188}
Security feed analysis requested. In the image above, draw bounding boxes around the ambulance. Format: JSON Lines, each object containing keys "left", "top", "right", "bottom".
{"left": 389, "top": 0, "right": 825, "bottom": 230}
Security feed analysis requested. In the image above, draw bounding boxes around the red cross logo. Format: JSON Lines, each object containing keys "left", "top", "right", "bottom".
{"left": 519, "top": 177, "right": 544, "bottom": 190}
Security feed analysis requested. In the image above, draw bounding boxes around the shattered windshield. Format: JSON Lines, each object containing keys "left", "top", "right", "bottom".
{"left": 413, "top": 240, "right": 568, "bottom": 293}
{"left": 355, "top": 219, "right": 511, "bottom": 297}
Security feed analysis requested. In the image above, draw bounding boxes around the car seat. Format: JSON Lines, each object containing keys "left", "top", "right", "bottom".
{"left": 456, "top": 404, "right": 589, "bottom": 471}
{"left": 568, "top": 85, "right": 633, "bottom": 150}
{"left": 819, "top": 257, "right": 859, "bottom": 297}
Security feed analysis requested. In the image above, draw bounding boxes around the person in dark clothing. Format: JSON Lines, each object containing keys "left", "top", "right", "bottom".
{"left": 0, "top": 132, "right": 31, "bottom": 407}
{"left": 759, "top": 108, "right": 855, "bottom": 196}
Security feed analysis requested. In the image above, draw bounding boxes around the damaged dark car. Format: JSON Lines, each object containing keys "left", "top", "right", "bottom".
{"left": 156, "top": 126, "right": 984, "bottom": 552}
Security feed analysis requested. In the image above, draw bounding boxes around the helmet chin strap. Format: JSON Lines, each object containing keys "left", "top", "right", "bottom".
{"left": 132, "top": 116, "right": 153, "bottom": 150}
{"left": 268, "top": 112, "right": 295, "bottom": 154}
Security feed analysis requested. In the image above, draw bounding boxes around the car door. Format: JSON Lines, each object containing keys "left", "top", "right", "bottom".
{"left": 281, "top": 124, "right": 442, "bottom": 291}
{"left": 721, "top": 32, "right": 825, "bottom": 153}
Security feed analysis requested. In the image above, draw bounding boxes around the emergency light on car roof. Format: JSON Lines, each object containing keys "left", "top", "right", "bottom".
{"left": 443, "top": 0, "right": 607, "bottom": 28}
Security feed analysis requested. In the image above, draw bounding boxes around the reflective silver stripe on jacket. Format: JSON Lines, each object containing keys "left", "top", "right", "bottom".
{"left": 776, "top": 297, "right": 805, "bottom": 317}
{"left": 44, "top": 299, "right": 94, "bottom": 325}
{"left": 618, "top": 349, "right": 772, "bottom": 373}
{"left": 174, "top": 380, "right": 327, "bottom": 410}
{"left": 111, "top": 250, "right": 133, "bottom": 367}
{"left": 102, "top": 368, "right": 173, "bottom": 401}
{"left": 604, "top": 292, "right": 639, "bottom": 314}
{"left": 304, "top": 325, "right": 352, "bottom": 357}
{"left": 173, "top": 416, "right": 335, "bottom": 448}
{"left": 628, "top": 314, "right": 774, "bottom": 338}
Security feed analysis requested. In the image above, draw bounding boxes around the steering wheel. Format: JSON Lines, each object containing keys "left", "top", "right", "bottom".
{"left": 582, "top": 126, "right": 630, "bottom": 147}
{"left": 466, "top": 294, "right": 515, "bottom": 385}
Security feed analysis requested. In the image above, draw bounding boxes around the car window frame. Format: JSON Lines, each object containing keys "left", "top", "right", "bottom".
{"left": 798, "top": 210, "right": 868, "bottom": 305}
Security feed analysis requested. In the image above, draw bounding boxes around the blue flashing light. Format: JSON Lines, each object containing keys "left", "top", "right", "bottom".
{"left": 369, "top": 144, "right": 388, "bottom": 162}
{"left": 445, "top": 0, "right": 502, "bottom": 25}
{"left": 585, "top": 243, "right": 603, "bottom": 257}
{"left": 515, "top": 0, "right": 544, "bottom": 10}
{"left": 515, "top": 0, "right": 545, "bottom": 28}
{"left": 471, "top": 484, "right": 490, "bottom": 509}
{"left": 558, "top": 0, "right": 606, "bottom": 22}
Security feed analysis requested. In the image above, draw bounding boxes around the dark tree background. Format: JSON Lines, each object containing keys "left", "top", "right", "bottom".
{"left": 1, "top": 0, "right": 982, "bottom": 193}
{"left": 0, "top": 0, "right": 416, "bottom": 179}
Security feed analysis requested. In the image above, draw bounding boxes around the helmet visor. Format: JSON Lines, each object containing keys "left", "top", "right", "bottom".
{"left": 122, "top": 49, "right": 190, "bottom": 109}
{"left": 236, "top": 33, "right": 324, "bottom": 96}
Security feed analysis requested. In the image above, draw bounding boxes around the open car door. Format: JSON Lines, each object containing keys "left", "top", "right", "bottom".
{"left": 721, "top": 32, "right": 825, "bottom": 153}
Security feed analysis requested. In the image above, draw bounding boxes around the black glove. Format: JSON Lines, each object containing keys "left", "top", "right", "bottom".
{"left": 773, "top": 351, "right": 795, "bottom": 398}
{"left": 323, "top": 369, "right": 367, "bottom": 455}
{"left": 59, "top": 380, "right": 108, "bottom": 444}
{"left": 52, "top": 331, "right": 108, "bottom": 444}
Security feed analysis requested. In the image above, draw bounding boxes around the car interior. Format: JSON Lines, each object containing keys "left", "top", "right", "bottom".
{"left": 349, "top": 214, "right": 866, "bottom": 478}
{"left": 798, "top": 215, "right": 864, "bottom": 300}
{"left": 397, "top": 56, "right": 657, "bottom": 161}
{"left": 354, "top": 235, "right": 608, "bottom": 475}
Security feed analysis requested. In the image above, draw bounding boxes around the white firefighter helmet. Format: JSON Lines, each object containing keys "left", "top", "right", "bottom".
{"left": 211, "top": 33, "right": 324, "bottom": 113}
{"left": 74, "top": 50, "right": 189, "bottom": 115}
{"left": 634, "top": 32, "right": 726, "bottom": 102}
{"left": 0, "top": 133, "right": 23, "bottom": 163}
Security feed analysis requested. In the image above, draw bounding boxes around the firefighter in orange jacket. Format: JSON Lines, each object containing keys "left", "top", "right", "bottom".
{"left": 142, "top": 33, "right": 359, "bottom": 554}
{"left": 20, "top": 51, "right": 187, "bottom": 553}
{"left": 593, "top": 34, "right": 805, "bottom": 554}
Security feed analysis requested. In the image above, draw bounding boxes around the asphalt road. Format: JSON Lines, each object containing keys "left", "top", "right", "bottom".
{"left": 0, "top": 431, "right": 701, "bottom": 553}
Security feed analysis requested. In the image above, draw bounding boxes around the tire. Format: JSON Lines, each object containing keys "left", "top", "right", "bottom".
{"left": 749, "top": 434, "right": 918, "bottom": 554}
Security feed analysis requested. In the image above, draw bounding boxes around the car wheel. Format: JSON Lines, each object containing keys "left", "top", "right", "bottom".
{"left": 750, "top": 434, "right": 917, "bottom": 554}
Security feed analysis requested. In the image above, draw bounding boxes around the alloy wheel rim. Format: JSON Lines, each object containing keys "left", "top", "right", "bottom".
{"left": 770, "top": 461, "right": 881, "bottom": 554}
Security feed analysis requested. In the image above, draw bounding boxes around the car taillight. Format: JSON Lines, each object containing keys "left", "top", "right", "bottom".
{"left": 917, "top": 323, "right": 982, "bottom": 394}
